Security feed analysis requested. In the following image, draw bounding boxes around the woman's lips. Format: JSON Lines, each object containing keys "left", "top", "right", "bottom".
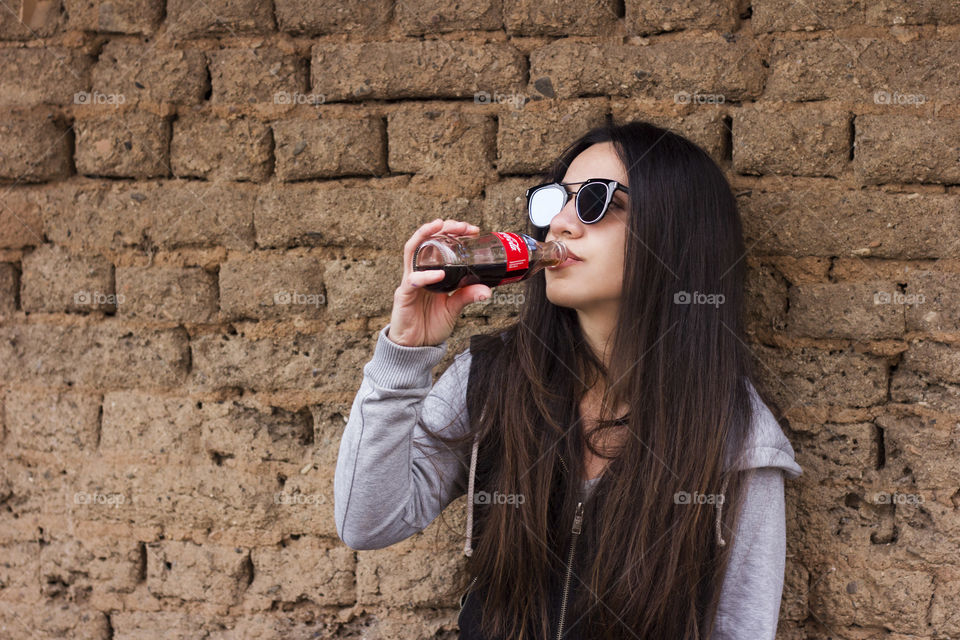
{"left": 547, "top": 256, "right": 582, "bottom": 270}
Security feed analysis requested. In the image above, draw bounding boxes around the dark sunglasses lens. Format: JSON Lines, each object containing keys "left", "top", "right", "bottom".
{"left": 529, "top": 184, "right": 566, "bottom": 227}
{"left": 577, "top": 183, "right": 608, "bottom": 223}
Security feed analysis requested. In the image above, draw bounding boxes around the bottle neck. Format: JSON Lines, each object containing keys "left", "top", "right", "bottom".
{"left": 538, "top": 240, "right": 567, "bottom": 267}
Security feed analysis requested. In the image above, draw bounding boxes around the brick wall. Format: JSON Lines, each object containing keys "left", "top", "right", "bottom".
{"left": 1, "top": 0, "right": 958, "bottom": 637}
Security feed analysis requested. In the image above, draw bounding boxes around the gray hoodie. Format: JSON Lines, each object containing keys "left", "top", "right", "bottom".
{"left": 335, "top": 323, "right": 803, "bottom": 639}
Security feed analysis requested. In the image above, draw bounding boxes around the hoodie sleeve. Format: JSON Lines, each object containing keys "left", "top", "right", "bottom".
{"left": 334, "top": 323, "right": 473, "bottom": 550}
{"left": 713, "top": 382, "right": 803, "bottom": 639}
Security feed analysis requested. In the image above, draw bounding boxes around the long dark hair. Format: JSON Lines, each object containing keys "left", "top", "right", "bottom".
{"left": 419, "top": 120, "right": 759, "bottom": 639}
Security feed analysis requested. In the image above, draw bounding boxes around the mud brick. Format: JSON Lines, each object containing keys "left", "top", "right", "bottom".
{"left": 311, "top": 41, "right": 525, "bottom": 102}
{"left": 272, "top": 116, "right": 385, "bottom": 181}
{"left": 0, "top": 0, "right": 64, "bottom": 39}
{"left": 496, "top": 99, "right": 607, "bottom": 174}
{"left": 4, "top": 389, "right": 100, "bottom": 454}
{"left": 92, "top": 41, "right": 209, "bottom": 104}
{"left": 254, "top": 179, "right": 475, "bottom": 249}
{"left": 20, "top": 244, "right": 115, "bottom": 313}
{"left": 323, "top": 257, "right": 398, "bottom": 321}
{"left": 810, "top": 563, "right": 934, "bottom": 635}
{"left": 755, "top": 0, "right": 960, "bottom": 31}
{"left": 504, "top": 0, "right": 620, "bottom": 36}
{"left": 733, "top": 104, "right": 851, "bottom": 178}
{"left": 219, "top": 251, "right": 326, "bottom": 321}
{"left": 854, "top": 115, "right": 960, "bottom": 186}
{"left": 903, "top": 270, "right": 960, "bottom": 333}
{"left": 190, "top": 328, "right": 371, "bottom": 392}
{"left": 0, "top": 323, "right": 190, "bottom": 387}
{"left": 0, "top": 263, "right": 17, "bottom": 315}
{"left": 738, "top": 189, "right": 960, "bottom": 259}
{"left": 40, "top": 179, "right": 257, "bottom": 252}
{"left": 171, "top": 114, "right": 273, "bottom": 182}
{"left": 276, "top": 0, "right": 392, "bottom": 35}
{"left": 115, "top": 265, "right": 219, "bottom": 323}
{"left": 625, "top": 0, "right": 738, "bottom": 35}
{"left": 100, "top": 390, "right": 203, "bottom": 458}
{"left": 766, "top": 39, "right": 960, "bottom": 103}
{"left": 752, "top": 344, "right": 889, "bottom": 409}
{"left": 208, "top": 47, "right": 307, "bottom": 105}
{"left": 791, "top": 421, "right": 878, "bottom": 484}
{"left": 609, "top": 104, "right": 728, "bottom": 165}
{"left": 787, "top": 281, "right": 904, "bottom": 339}
{"left": 897, "top": 340, "right": 960, "bottom": 385}
{"left": 529, "top": 36, "right": 764, "bottom": 101}
{"left": 0, "top": 187, "right": 45, "bottom": 247}
{"left": 166, "top": 0, "right": 274, "bottom": 37}
{"left": 397, "top": 0, "right": 501, "bottom": 34}
{"left": 74, "top": 110, "right": 170, "bottom": 178}
{"left": 0, "top": 47, "right": 91, "bottom": 106}
{"left": 387, "top": 108, "right": 495, "bottom": 191}
{"left": 64, "top": 0, "right": 164, "bottom": 33}
{"left": 248, "top": 537, "right": 353, "bottom": 605}
{"left": 146, "top": 539, "right": 251, "bottom": 604}
{"left": 876, "top": 412, "right": 960, "bottom": 489}
{"left": 0, "top": 109, "right": 72, "bottom": 182}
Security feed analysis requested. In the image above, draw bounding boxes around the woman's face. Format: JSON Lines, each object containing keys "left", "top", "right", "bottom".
{"left": 544, "top": 141, "right": 629, "bottom": 316}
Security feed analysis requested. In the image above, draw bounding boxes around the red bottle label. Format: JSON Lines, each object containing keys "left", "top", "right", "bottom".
{"left": 494, "top": 232, "right": 529, "bottom": 273}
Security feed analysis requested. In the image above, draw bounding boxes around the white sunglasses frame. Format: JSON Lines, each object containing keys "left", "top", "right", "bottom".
{"left": 525, "top": 179, "right": 630, "bottom": 228}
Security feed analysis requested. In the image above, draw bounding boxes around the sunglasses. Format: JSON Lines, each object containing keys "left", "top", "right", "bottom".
{"left": 525, "top": 179, "right": 630, "bottom": 228}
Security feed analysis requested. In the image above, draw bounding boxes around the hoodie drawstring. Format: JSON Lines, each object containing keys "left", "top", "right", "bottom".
{"left": 464, "top": 433, "right": 480, "bottom": 557}
{"left": 715, "top": 474, "right": 730, "bottom": 547}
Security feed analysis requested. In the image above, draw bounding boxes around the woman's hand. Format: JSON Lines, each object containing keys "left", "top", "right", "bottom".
{"left": 387, "top": 218, "right": 493, "bottom": 347}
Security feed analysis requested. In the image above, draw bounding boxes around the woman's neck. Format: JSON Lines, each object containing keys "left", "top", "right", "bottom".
{"left": 576, "top": 305, "right": 618, "bottom": 370}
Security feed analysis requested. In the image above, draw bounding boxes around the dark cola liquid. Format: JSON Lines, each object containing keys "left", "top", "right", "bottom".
{"left": 419, "top": 263, "right": 529, "bottom": 293}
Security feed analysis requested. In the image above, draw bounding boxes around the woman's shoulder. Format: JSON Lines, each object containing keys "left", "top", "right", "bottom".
{"left": 726, "top": 379, "right": 803, "bottom": 479}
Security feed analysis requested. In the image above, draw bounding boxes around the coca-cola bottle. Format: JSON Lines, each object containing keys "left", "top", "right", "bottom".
{"left": 412, "top": 231, "right": 568, "bottom": 293}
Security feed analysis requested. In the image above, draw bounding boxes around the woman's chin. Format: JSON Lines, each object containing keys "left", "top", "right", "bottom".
{"left": 545, "top": 283, "right": 580, "bottom": 309}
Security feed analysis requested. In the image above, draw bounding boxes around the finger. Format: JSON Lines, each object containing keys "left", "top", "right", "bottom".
{"left": 438, "top": 219, "right": 480, "bottom": 236}
{"left": 396, "top": 269, "right": 446, "bottom": 300}
{"left": 403, "top": 218, "right": 446, "bottom": 277}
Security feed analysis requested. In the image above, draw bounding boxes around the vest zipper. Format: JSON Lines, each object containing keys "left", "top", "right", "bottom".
{"left": 556, "top": 500, "right": 583, "bottom": 640}
{"left": 460, "top": 575, "right": 478, "bottom": 612}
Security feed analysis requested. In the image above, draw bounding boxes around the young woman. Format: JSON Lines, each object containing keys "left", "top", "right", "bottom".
{"left": 334, "top": 121, "right": 802, "bottom": 639}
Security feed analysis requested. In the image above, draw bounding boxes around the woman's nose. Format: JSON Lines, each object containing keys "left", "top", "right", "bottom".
{"left": 547, "top": 198, "right": 582, "bottom": 240}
